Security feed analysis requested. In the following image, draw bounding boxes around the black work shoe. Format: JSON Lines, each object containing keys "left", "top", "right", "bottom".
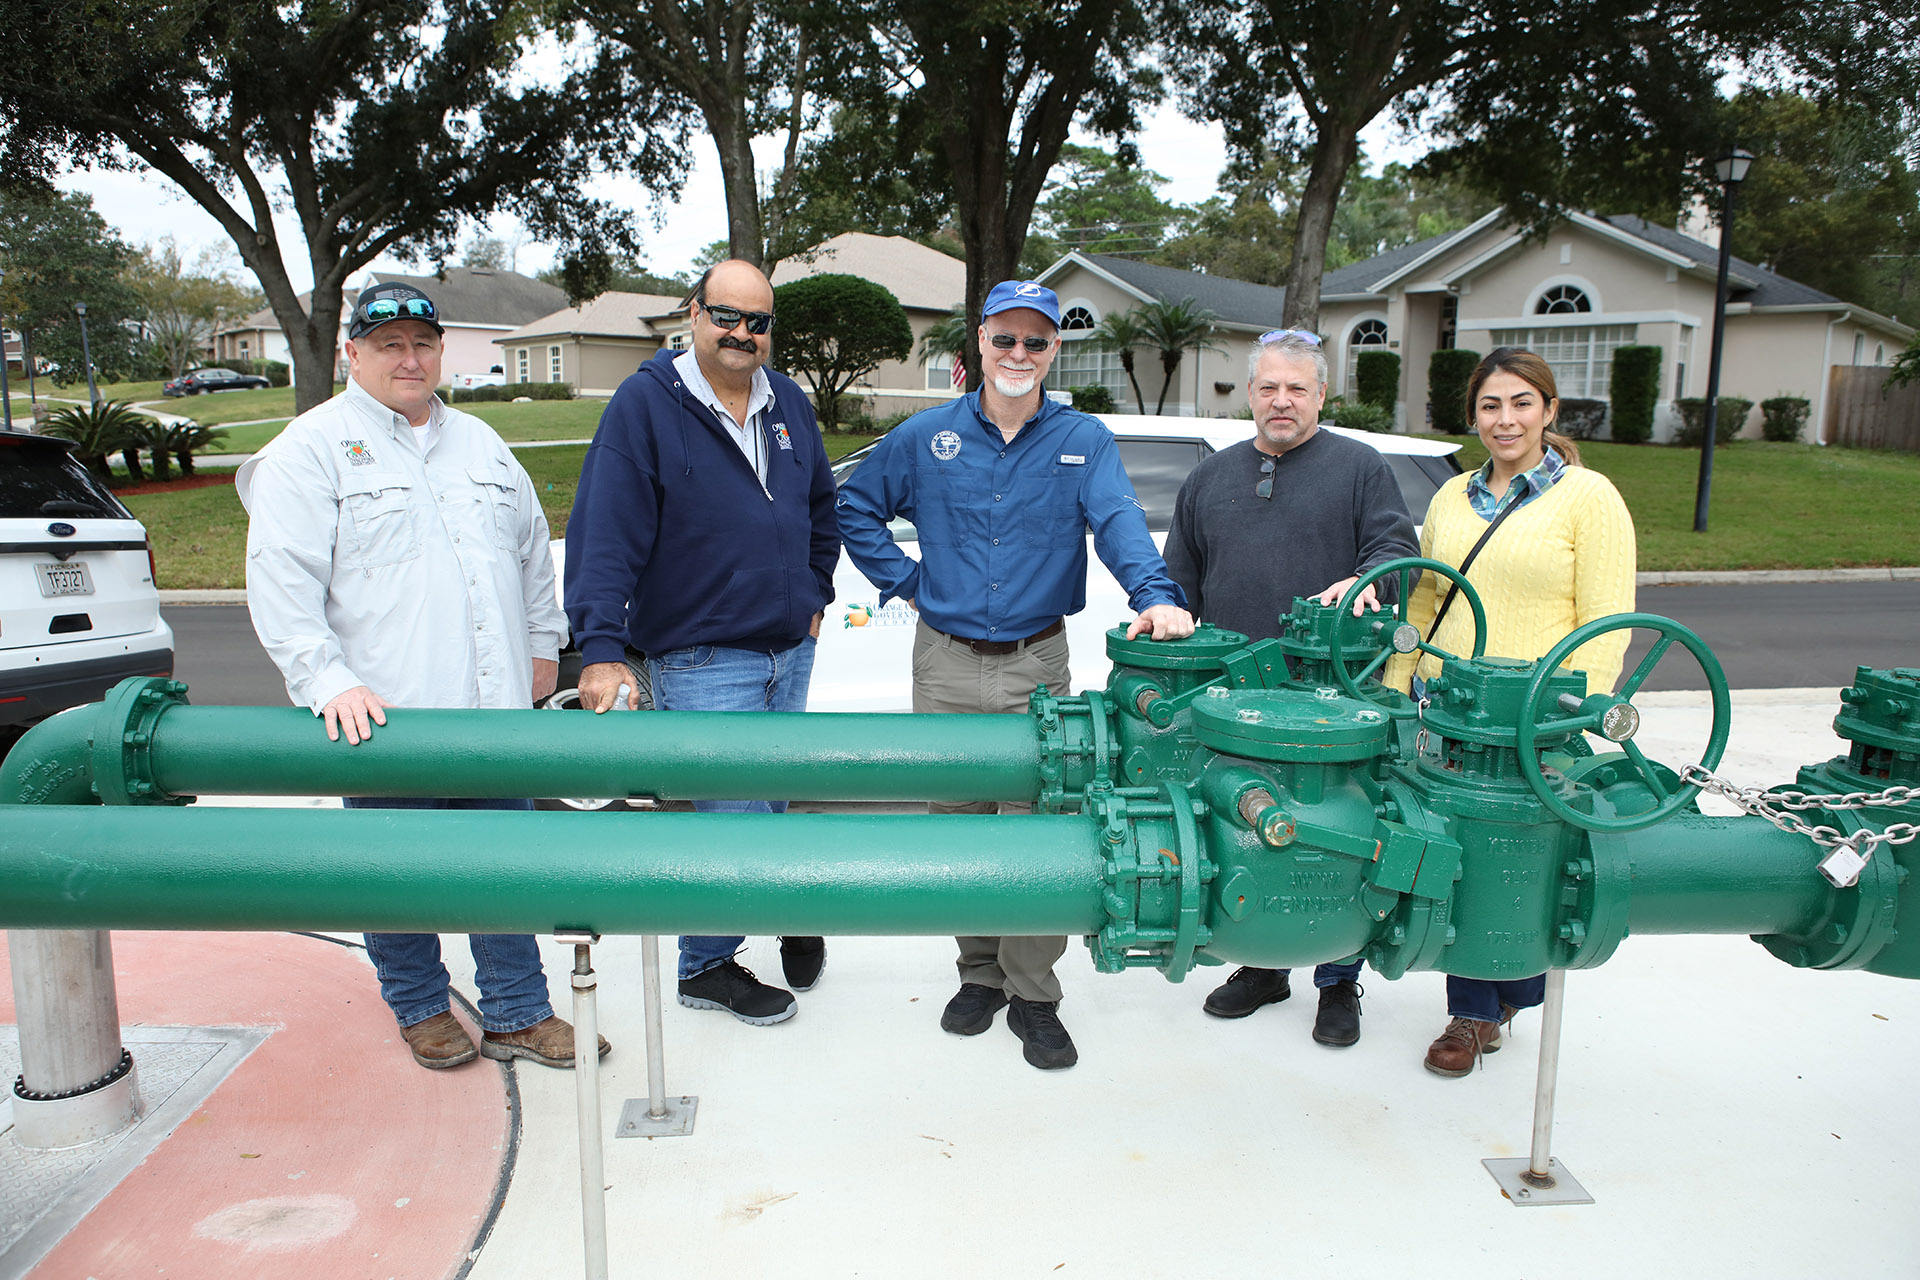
{"left": 940, "top": 982, "right": 1009, "bottom": 1035}
{"left": 1202, "top": 967, "right": 1291, "bottom": 1019}
{"left": 779, "top": 936, "right": 826, "bottom": 991}
{"left": 1007, "top": 996, "right": 1078, "bottom": 1070}
{"left": 1312, "top": 980, "right": 1364, "bottom": 1047}
{"left": 677, "top": 959, "right": 796, "bottom": 1025}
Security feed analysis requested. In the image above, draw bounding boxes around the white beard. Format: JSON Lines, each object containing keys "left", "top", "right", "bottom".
{"left": 991, "top": 369, "right": 1037, "bottom": 397}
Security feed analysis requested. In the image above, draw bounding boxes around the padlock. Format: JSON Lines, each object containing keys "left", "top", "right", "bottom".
{"left": 1817, "top": 837, "right": 1870, "bottom": 889}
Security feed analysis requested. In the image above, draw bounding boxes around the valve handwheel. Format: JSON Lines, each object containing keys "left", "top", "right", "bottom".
{"left": 1517, "top": 612, "right": 1731, "bottom": 832}
{"left": 1330, "top": 556, "right": 1489, "bottom": 704}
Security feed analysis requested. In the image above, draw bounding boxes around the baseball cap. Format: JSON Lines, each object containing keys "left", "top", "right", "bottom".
{"left": 981, "top": 280, "right": 1061, "bottom": 327}
{"left": 347, "top": 283, "right": 445, "bottom": 341}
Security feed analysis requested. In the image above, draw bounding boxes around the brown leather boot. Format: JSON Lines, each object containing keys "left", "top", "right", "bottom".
{"left": 1424, "top": 1015, "right": 1503, "bottom": 1077}
{"left": 480, "top": 1016, "right": 611, "bottom": 1069}
{"left": 400, "top": 1011, "right": 479, "bottom": 1069}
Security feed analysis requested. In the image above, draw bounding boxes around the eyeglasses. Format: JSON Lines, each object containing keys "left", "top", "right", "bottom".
{"left": 1259, "top": 329, "right": 1321, "bottom": 346}
{"left": 702, "top": 303, "right": 775, "bottom": 335}
{"left": 988, "top": 333, "right": 1053, "bottom": 353}
{"left": 1256, "top": 455, "right": 1276, "bottom": 500}
{"left": 359, "top": 296, "right": 436, "bottom": 325}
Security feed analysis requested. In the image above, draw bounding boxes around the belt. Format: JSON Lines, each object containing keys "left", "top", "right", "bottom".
{"left": 935, "top": 618, "right": 1064, "bottom": 657}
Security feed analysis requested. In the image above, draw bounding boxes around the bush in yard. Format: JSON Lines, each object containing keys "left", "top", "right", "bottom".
{"left": 772, "top": 273, "right": 913, "bottom": 434}
{"left": 449, "top": 381, "right": 574, "bottom": 403}
{"left": 1427, "top": 348, "right": 1481, "bottom": 433}
{"left": 1330, "top": 401, "right": 1393, "bottom": 433}
{"left": 1069, "top": 384, "right": 1116, "bottom": 414}
{"left": 1760, "top": 396, "right": 1811, "bottom": 442}
{"left": 1608, "top": 345, "right": 1661, "bottom": 443}
{"left": 251, "top": 359, "right": 291, "bottom": 387}
{"left": 1673, "top": 396, "right": 1753, "bottom": 447}
{"left": 1354, "top": 350, "right": 1400, "bottom": 411}
{"left": 41, "top": 399, "right": 145, "bottom": 479}
{"left": 1556, "top": 397, "right": 1608, "bottom": 440}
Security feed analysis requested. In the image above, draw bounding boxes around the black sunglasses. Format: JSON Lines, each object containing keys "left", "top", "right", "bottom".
{"left": 1256, "top": 456, "right": 1275, "bottom": 500}
{"left": 988, "top": 333, "right": 1053, "bottom": 353}
{"left": 702, "top": 302, "right": 775, "bottom": 335}
{"left": 360, "top": 296, "right": 436, "bottom": 325}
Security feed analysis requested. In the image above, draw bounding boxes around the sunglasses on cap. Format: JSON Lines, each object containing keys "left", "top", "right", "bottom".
{"left": 1258, "top": 328, "right": 1321, "bottom": 346}
{"left": 359, "top": 296, "right": 437, "bottom": 325}
{"left": 702, "top": 302, "right": 775, "bottom": 335}
{"left": 988, "top": 333, "right": 1053, "bottom": 353}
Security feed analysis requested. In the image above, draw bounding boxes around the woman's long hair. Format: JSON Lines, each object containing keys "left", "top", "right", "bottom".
{"left": 1466, "top": 348, "right": 1582, "bottom": 467}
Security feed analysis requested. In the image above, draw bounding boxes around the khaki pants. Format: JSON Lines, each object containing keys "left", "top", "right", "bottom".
{"left": 912, "top": 619, "right": 1072, "bottom": 1003}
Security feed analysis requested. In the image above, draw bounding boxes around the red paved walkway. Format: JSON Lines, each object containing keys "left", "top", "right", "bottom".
{"left": 3, "top": 931, "right": 508, "bottom": 1278}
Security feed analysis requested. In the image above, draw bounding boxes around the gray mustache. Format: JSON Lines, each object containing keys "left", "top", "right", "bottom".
{"left": 718, "top": 337, "right": 757, "bottom": 352}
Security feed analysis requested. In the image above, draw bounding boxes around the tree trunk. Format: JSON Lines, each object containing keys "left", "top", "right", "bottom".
{"left": 1279, "top": 123, "right": 1365, "bottom": 335}
{"left": 1154, "top": 354, "right": 1181, "bottom": 414}
{"left": 711, "top": 103, "right": 765, "bottom": 269}
{"left": 284, "top": 286, "right": 346, "bottom": 416}
{"left": 175, "top": 449, "right": 196, "bottom": 477}
{"left": 121, "top": 447, "right": 145, "bottom": 483}
{"left": 1119, "top": 351, "right": 1145, "bottom": 412}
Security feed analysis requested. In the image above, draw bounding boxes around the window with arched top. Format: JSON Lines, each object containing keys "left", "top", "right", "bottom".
{"left": 1535, "top": 285, "right": 1592, "bottom": 314}
{"left": 1061, "top": 305, "right": 1096, "bottom": 332}
{"left": 1343, "top": 318, "right": 1389, "bottom": 395}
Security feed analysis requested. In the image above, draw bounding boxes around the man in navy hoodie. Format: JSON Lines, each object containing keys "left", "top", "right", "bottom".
{"left": 564, "top": 258, "right": 839, "bottom": 1026}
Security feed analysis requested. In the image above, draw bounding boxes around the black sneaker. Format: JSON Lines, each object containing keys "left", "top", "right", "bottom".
{"left": 677, "top": 960, "right": 796, "bottom": 1025}
{"left": 1202, "top": 967, "right": 1291, "bottom": 1019}
{"left": 1007, "top": 996, "right": 1078, "bottom": 1070}
{"left": 779, "top": 936, "right": 826, "bottom": 991}
{"left": 1312, "top": 980, "right": 1363, "bottom": 1047}
{"left": 940, "top": 982, "right": 1009, "bottom": 1035}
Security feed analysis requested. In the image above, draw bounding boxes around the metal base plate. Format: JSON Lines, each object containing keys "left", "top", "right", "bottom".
{"left": 617, "top": 1095, "right": 698, "bottom": 1138}
{"left": 1482, "top": 1157, "right": 1594, "bottom": 1206}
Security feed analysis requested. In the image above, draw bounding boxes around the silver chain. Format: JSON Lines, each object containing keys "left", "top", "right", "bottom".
{"left": 1676, "top": 764, "right": 1920, "bottom": 856}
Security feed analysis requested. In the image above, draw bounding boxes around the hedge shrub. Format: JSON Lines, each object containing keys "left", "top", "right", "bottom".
{"left": 1330, "top": 401, "right": 1393, "bottom": 433}
{"left": 1354, "top": 350, "right": 1400, "bottom": 411}
{"left": 1760, "top": 396, "right": 1811, "bottom": 443}
{"left": 1427, "top": 348, "right": 1481, "bottom": 433}
{"left": 1673, "top": 396, "right": 1753, "bottom": 447}
{"left": 250, "top": 359, "right": 291, "bottom": 388}
{"left": 449, "top": 381, "right": 575, "bottom": 403}
{"left": 1556, "top": 397, "right": 1608, "bottom": 440}
{"left": 1608, "top": 345, "right": 1661, "bottom": 444}
{"left": 1069, "top": 384, "right": 1117, "bottom": 414}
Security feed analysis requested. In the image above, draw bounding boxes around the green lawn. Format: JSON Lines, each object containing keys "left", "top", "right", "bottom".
{"left": 1414, "top": 434, "right": 1920, "bottom": 571}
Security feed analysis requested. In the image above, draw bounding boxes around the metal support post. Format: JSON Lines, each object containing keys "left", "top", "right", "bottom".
{"left": 557, "top": 932, "right": 609, "bottom": 1280}
{"left": 617, "top": 936, "right": 697, "bottom": 1138}
{"left": 1483, "top": 970, "right": 1593, "bottom": 1205}
{"left": 7, "top": 929, "right": 142, "bottom": 1147}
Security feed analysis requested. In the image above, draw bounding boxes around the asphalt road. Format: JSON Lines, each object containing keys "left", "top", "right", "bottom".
{"left": 161, "top": 581, "right": 1916, "bottom": 705}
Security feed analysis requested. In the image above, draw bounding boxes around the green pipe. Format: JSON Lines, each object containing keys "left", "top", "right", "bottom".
{"left": 0, "top": 807, "right": 1109, "bottom": 937}
{"left": 1616, "top": 814, "right": 1835, "bottom": 938}
{"left": 0, "top": 706, "right": 97, "bottom": 806}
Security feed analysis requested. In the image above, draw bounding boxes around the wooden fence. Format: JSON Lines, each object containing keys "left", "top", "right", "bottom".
{"left": 1828, "top": 365, "right": 1920, "bottom": 451}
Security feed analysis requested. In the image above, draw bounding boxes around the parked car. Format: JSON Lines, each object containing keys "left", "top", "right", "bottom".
{"left": 162, "top": 367, "right": 272, "bottom": 397}
{"left": 537, "top": 416, "right": 1461, "bottom": 806}
{"left": 1, "top": 429, "right": 174, "bottom": 760}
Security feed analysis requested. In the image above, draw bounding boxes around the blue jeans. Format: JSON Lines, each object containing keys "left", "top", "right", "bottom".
{"left": 1279, "top": 959, "right": 1363, "bottom": 989}
{"left": 647, "top": 638, "right": 817, "bottom": 981}
{"left": 342, "top": 796, "right": 554, "bottom": 1033}
{"left": 1448, "top": 974, "right": 1547, "bottom": 1022}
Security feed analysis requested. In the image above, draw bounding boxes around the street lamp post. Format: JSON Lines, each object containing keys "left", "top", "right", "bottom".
{"left": 0, "top": 267, "right": 13, "bottom": 432}
{"left": 1691, "top": 146, "right": 1754, "bottom": 534}
{"left": 75, "top": 301, "right": 102, "bottom": 408}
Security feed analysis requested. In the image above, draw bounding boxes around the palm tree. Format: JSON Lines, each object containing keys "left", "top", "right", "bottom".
{"left": 1088, "top": 311, "right": 1150, "bottom": 412}
{"left": 1133, "top": 297, "right": 1225, "bottom": 415}
{"left": 918, "top": 306, "right": 970, "bottom": 391}
{"left": 41, "top": 400, "right": 144, "bottom": 480}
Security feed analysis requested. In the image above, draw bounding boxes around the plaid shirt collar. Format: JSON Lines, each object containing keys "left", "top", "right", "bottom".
{"left": 1466, "top": 444, "right": 1566, "bottom": 519}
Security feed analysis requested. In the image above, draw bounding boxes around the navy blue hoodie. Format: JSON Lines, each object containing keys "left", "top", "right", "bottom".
{"left": 564, "top": 348, "right": 839, "bottom": 664}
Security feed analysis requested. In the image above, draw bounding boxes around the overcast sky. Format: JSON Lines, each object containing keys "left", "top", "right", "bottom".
{"left": 59, "top": 103, "right": 1422, "bottom": 295}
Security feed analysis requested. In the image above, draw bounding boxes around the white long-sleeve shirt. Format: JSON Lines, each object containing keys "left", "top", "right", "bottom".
{"left": 236, "top": 380, "right": 566, "bottom": 714}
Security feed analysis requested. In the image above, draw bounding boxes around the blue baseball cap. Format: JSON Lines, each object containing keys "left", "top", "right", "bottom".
{"left": 981, "top": 280, "right": 1061, "bottom": 327}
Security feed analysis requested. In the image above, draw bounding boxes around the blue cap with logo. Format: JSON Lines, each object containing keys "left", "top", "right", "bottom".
{"left": 981, "top": 280, "right": 1061, "bottom": 327}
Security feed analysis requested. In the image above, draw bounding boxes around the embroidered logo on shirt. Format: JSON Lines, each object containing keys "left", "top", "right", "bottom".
{"left": 930, "top": 430, "right": 962, "bottom": 461}
{"left": 341, "top": 440, "right": 376, "bottom": 466}
{"left": 1059, "top": 453, "right": 1085, "bottom": 465}
{"left": 771, "top": 421, "right": 793, "bottom": 451}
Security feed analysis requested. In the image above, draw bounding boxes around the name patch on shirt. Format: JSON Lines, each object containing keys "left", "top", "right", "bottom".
{"left": 930, "top": 430, "right": 962, "bottom": 461}
{"left": 341, "top": 440, "right": 376, "bottom": 466}
{"left": 1059, "top": 454, "right": 1085, "bottom": 465}
{"left": 771, "top": 421, "right": 793, "bottom": 451}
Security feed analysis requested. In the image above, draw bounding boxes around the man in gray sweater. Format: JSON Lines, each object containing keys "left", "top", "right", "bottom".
{"left": 1161, "top": 328, "right": 1416, "bottom": 1048}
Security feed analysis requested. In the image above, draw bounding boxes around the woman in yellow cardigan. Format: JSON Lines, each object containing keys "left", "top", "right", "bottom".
{"left": 1393, "top": 347, "right": 1636, "bottom": 1077}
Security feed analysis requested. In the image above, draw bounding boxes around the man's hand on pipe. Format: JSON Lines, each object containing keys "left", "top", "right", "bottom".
{"left": 321, "top": 686, "right": 391, "bottom": 745}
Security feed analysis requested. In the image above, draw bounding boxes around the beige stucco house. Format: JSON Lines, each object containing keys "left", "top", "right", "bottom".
{"left": 1039, "top": 213, "right": 1912, "bottom": 443}
{"left": 494, "top": 292, "right": 686, "bottom": 396}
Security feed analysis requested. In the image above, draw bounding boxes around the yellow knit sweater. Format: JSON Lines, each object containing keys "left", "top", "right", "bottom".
{"left": 1387, "top": 466, "right": 1637, "bottom": 695}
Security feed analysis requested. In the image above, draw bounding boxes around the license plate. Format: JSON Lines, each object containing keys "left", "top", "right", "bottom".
{"left": 35, "top": 562, "right": 95, "bottom": 597}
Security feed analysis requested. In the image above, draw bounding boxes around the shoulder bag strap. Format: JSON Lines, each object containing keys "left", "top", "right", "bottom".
{"left": 1425, "top": 485, "right": 1527, "bottom": 644}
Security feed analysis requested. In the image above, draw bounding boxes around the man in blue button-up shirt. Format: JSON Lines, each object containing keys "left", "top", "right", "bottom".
{"left": 836, "top": 280, "right": 1193, "bottom": 1070}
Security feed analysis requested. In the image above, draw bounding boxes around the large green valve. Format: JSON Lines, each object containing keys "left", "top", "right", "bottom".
{"left": 2, "top": 561, "right": 1918, "bottom": 988}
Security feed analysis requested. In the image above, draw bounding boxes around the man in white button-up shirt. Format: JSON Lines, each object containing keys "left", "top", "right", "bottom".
{"left": 238, "top": 282, "right": 605, "bottom": 1073}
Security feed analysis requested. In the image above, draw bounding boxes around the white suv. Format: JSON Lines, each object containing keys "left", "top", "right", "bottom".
{"left": 1, "top": 430, "right": 174, "bottom": 754}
